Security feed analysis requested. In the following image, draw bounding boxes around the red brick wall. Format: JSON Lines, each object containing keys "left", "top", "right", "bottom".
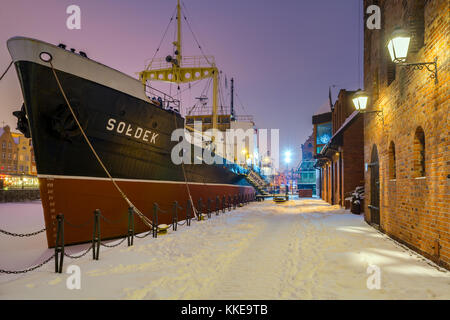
{"left": 363, "top": 0, "right": 449, "bottom": 269}
{"left": 342, "top": 116, "right": 365, "bottom": 202}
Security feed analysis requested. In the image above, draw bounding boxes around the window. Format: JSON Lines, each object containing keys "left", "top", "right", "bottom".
{"left": 2, "top": 152, "right": 5, "bottom": 159}
{"left": 7, "top": 142, "right": 11, "bottom": 149}
{"left": 1, "top": 142, "right": 5, "bottom": 149}
{"left": 389, "top": 141, "right": 396, "bottom": 179}
{"left": 413, "top": 127, "right": 425, "bottom": 177}
{"left": 7, "top": 153, "right": 11, "bottom": 160}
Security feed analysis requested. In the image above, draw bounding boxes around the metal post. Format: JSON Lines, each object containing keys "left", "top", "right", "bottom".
{"left": 222, "top": 195, "right": 226, "bottom": 213}
{"left": 207, "top": 198, "right": 212, "bottom": 218}
{"left": 228, "top": 195, "right": 232, "bottom": 211}
{"left": 127, "top": 207, "right": 134, "bottom": 247}
{"left": 198, "top": 198, "right": 203, "bottom": 221}
{"left": 92, "top": 209, "right": 100, "bottom": 260}
{"left": 172, "top": 201, "right": 178, "bottom": 231}
{"left": 186, "top": 199, "right": 191, "bottom": 226}
{"left": 216, "top": 196, "right": 220, "bottom": 215}
{"left": 153, "top": 203, "right": 158, "bottom": 238}
{"left": 55, "top": 214, "right": 64, "bottom": 273}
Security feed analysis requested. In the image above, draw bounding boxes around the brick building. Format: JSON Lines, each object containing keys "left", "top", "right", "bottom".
{"left": 363, "top": 0, "right": 449, "bottom": 268}
{"left": 315, "top": 90, "right": 365, "bottom": 206}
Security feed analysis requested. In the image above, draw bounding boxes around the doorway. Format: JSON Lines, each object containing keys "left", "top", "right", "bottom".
{"left": 369, "top": 145, "right": 380, "bottom": 226}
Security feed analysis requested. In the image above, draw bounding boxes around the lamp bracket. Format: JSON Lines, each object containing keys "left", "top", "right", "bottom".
{"left": 399, "top": 57, "right": 438, "bottom": 84}
{"left": 360, "top": 110, "right": 384, "bottom": 125}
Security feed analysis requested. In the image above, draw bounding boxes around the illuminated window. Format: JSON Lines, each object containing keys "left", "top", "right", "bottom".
{"left": 316, "top": 123, "right": 332, "bottom": 145}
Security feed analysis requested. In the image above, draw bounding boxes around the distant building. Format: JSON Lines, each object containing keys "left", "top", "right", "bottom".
{"left": 0, "top": 126, "right": 18, "bottom": 174}
{"left": 298, "top": 134, "right": 316, "bottom": 195}
{"left": 315, "top": 89, "right": 364, "bottom": 206}
{"left": 0, "top": 125, "right": 36, "bottom": 176}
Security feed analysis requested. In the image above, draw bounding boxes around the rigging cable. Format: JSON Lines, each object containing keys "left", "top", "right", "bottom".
{"left": 181, "top": 0, "right": 213, "bottom": 66}
{"left": 145, "top": 7, "right": 177, "bottom": 71}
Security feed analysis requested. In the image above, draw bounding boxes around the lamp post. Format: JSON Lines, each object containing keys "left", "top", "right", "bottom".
{"left": 387, "top": 28, "right": 438, "bottom": 84}
{"left": 352, "top": 90, "right": 384, "bottom": 124}
{"left": 284, "top": 151, "right": 292, "bottom": 195}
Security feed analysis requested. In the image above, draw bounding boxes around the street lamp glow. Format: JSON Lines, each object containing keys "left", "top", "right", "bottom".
{"left": 387, "top": 28, "right": 411, "bottom": 63}
{"left": 352, "top": 90, "right": 368, "bottom": 111}
{"left": 284, "top": 150, "right": 292, "bottom": 164}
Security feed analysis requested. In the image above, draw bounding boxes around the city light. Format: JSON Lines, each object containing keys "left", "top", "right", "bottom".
{"left": 284, "top": 151, "right": 292, "bottom": 164}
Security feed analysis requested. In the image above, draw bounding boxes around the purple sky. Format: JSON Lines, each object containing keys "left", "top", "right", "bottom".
{"left": 0, "top": 0, "right": 363, "bottom": 166}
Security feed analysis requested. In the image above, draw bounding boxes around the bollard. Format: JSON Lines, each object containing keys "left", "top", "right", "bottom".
{"left": 207, "top": 198, "right": 212, "bottom": 219}
{"left": 92, "top": 209, "right": 101, "bottom": 260}
{"left": 55, "top": 214, "right": 64, "bottom": 273}
{"left": 216, "top": 196, "right": 220, "bottom": 215}
{"left": 198, "top": 198, "right": 203, "bottom": 221}
{"left": 172, "top": 201, "right": 178, "bottom": 231}
{"left": 228, "top": 195, "right": 232, "bottom": 212}
{"left": 233, "top": 195, "right": 237, "bottom": 209}
{"left": 221, "top": 195, "right": 225, "bottom": 213}
{"left": 127, "top": 207, "right": 134, "bottom": 247}
{"left": 186, "top": 199, "right": 192, "bottom": 226}
{"left": 152, "top": 203, "right": 158, "bottom": 238}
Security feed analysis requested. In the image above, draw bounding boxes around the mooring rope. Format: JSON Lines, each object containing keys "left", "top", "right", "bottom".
{"left": 0, "top": 61, "right": 13, "bottom": 81}
{"left": 172, "top": 108, "right": 198, "bottom": 219}
{"left": 48, "top": 61, "right": 155, "bottom": 229}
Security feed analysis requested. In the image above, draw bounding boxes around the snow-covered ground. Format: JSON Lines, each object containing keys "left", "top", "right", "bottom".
{"left": 0, "top": 198, "right": 449, "bottom": 299}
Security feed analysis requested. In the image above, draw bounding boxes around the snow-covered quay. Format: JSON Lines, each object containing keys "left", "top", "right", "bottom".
{"left": 0, "top": 198, "right": 449, "bottom": 300}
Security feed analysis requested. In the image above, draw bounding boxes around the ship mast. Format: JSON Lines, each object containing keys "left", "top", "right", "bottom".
{"left": 139, "top": 0, "right": 219, "bottom": 131}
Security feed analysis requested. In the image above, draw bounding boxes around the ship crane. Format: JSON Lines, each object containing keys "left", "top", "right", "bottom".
{"left": 139, "top": 0, "right": 220, "bottom": 131}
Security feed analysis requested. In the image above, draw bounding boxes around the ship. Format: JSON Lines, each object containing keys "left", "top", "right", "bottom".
{"left": 7, "top": 1, "right": 257, "bottom": 247}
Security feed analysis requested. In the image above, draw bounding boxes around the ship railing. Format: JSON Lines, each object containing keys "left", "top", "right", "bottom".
{"left": 146, "top": 55, "right": 216, "bottom": 71}
{"left": 144, "top": 83, "right": 181, "bottom": 112}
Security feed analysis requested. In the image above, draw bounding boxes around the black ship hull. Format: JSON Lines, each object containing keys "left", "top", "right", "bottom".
{"left": 8, "top": 37, "right": 254, "bottom": 246}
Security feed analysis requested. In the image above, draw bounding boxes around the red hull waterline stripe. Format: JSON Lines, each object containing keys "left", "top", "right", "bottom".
{"left": 38, "top": 175, "right": 255, "bottom": 247}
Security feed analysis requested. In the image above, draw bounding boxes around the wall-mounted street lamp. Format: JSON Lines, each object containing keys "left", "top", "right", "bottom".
{"left": 352, "top": 90, "right": 384, "bottom": 124}
{"left": 387, "top": 28, "right": 438, "bottom": 84}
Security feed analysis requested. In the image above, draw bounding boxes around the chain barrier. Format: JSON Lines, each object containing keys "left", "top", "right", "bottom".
{"left": 64, "top": 245, "right": 92, "bottom": 259}
{"left": 100, "top": 213, "right": 127, "bottom": 225}
{"left": 0, "top": 254, "right": 55, "bottom": 274}
{"left": 64, "top": 218, "right": 92, "bottom": 229}
{"left": 0, "top": 194, "right": 255, "bottom": 275}
{"left": 101, "top": 237, "right": 127, "bottom": 248}
{"left": 0, "top": 227, "right": 46, "bottom": 237}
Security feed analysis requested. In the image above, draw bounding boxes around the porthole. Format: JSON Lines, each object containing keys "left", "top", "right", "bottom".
{"left": 39, "top": 52, "right": 52, "bottom": 62}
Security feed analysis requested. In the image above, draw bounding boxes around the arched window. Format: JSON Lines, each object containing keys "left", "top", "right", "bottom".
{"left": 413, "top": 127, "right": 425, "bottom": 177}
{"left": 389, "top": 141, "right": 396, "bottom": 179}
